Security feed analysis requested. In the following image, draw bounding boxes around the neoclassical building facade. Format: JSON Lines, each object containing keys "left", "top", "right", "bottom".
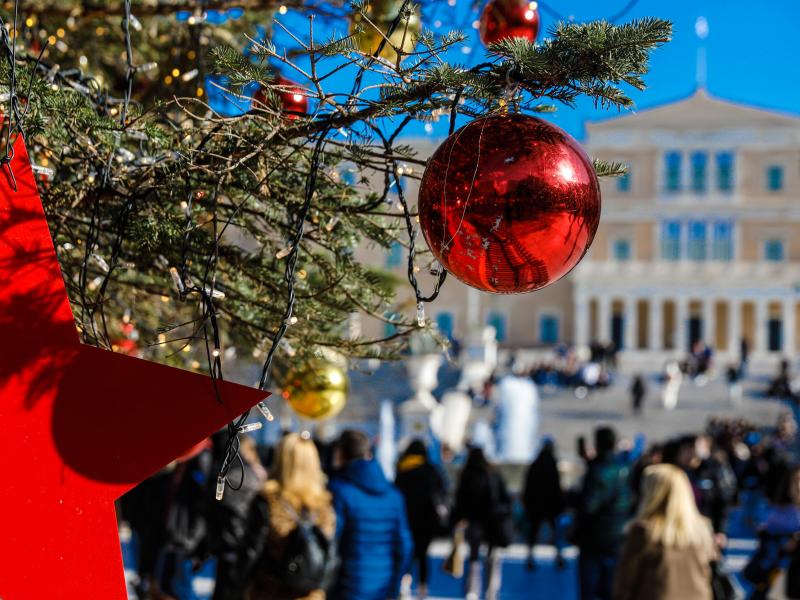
{"left": 360, "top": 90, "right": 800, "bottom": 361}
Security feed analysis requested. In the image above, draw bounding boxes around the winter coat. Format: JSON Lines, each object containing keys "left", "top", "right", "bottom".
{"left": 613, "top": 521, "right": 715, "bottom": 600}
{"left": 395, "top": 455, "right": 448, "bottom": 543}
{"left": 207, "top": 459, "right": 266, "bottom": 558}
{"left": 452, "top": 466, "right": 512, "bottom": 547}
{"left": 329, "top": 459, "right": 413, "bottom": 600}
{"left": 692, "top": 454, "right": 737, "bottom": 533}
{"left": 245, "top": 483, "right": 337, "bottom": 600}
{"left": 522, "top": 451, "right": 563, "bottom": 521}
{"left": 574, "top": 455, "right": 634, "bottom": 554}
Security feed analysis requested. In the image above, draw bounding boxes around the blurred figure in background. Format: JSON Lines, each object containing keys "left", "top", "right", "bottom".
{"left": 574, "top": 426, "right": 633, "bottom": 600}
{"left": 210, "top": 435, "right": 268, "bottom": 600}
{"left": 395, "top": 439, "right": 449, "bottom": 599}
{"left": 522, "top": 438, "right": 565, "bottom": 570}
{"left": 630, "top": 375, "right": 646, "bottom": 416}
{"left": 328, "top": 430, "right": 413, "bottom": 600}
{"left": 744, "top": 466, "right": 800, "bottom": 599}
{"left": 452, "top": 446, "right": 513, "bottom": 600}
{"left": 613, "top": 464, "right": 716, "bottom": 600}
{"left": 661, "top": 361, "right": 682, "bottom": 411}
{"left": 245, "top": 432, "right": 337, "bottom": 600}
{"left": 726, "top": 363, "right": 743, "bottom": 406}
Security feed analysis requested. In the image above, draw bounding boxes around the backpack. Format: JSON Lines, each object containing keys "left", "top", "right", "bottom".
{"left": 276, "top": 503, "right": 339, "bottom": 595}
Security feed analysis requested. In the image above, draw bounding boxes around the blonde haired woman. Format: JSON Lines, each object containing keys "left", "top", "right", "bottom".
{"left": 245, "top": 433, "right": 336, "bottom": 600}
{"left": 613, "top": 463, "right": 716, "bottom": 600}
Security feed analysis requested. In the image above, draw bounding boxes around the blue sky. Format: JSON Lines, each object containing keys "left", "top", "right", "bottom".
{"left": 540, "top": 0, "right": 800, "bottom": 139}
{"left": 225, "top": 0, "right": 800, "bottom": 141}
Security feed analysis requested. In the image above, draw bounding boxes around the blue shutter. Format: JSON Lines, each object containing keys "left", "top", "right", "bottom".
{"left": 767, "top": 166, "right": 784, "bottom": 192}
{"left": 691, "top": 152, "right": 708, "bottom": 193}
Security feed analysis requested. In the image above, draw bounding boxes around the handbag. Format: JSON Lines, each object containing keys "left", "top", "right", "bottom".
{"left": 710, "top": 560, "right": 743, "bottom": 600}
{"left": 443, "top": 526, "right": 465, "bottom": 578}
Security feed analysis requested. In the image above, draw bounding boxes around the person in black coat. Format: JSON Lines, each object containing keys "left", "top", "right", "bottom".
{"left": 395, "top": 439, "right": 449, "bottom": 598}
{"left": 522, "top": 439, "right": 565, "bottom": 570}
{"left": 630, "top": 375, "right": 646, "bottom": 416}
{"left": 452, "top": 447, "right": 512, "bottom": 600}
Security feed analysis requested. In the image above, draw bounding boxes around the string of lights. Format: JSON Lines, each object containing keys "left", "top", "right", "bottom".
{"left": 0, "top": 0, "right": 669, "bottom": 500}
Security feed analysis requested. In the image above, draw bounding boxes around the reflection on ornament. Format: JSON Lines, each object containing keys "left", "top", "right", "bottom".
{"left": 479, "top": 0, "right": 540, "bottom": 46}
{"left": 282, "top": 359, "right": 348, "bottom": 420}
{"left": 350, "top": 1, "right": 421, "bottom": 62}
{"left": 253, "top": 76, "right": 309, "bottom": 119}
{"left": 418, "top": 113, "right": 601, "bottom": 294}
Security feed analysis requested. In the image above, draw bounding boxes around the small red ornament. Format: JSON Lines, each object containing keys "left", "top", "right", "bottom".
{"left": 253, "top": 76, "right": 308, "bottom": 119}
{"left": 479, "top": 0, "right": 540, "bottom": 45}
{"left": 418, "top": 113, "right": 601, "bottom": 294}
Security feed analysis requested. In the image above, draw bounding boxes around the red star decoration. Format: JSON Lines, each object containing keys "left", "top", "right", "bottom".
{"left": 0, "top": 137, "right": 268, "bottom": 599}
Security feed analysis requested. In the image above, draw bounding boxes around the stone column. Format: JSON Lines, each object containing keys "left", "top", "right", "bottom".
{"left": 574, "top": 291, "right": 590, "bottom": 348}
{"left": 783, "top": 299, "right": 796, "bottom": 356}
{"left": 675, "top": 296, "right": 689, "bottom": 353}
{"left": 703, "top": 298, "right": 716, "bottom": 348}
{"left": 755, "top": 298, "right": 768, "bottom": 354}
{"left": 729, "top": 299, "right": 742, "bottom": 357}
{"left": 624, "top": 297, "right": 637, "bottom": 351}
{"left": 649, "top": 297, "right": 663, "bottom": 351}
{"left": 598, "top": 295, "right": 611, "bottom": 343}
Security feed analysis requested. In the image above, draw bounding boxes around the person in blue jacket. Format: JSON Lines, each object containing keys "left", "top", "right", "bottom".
{"left": 328, "top": 429, "right": 414, "bottom": 600}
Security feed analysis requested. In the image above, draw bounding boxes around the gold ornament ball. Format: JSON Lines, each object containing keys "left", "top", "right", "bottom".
{"left": 350, "top": 3, "right": 421, "bottom": 62}
{"left": 282, "top": 360, "right": 348, "bottom": 421}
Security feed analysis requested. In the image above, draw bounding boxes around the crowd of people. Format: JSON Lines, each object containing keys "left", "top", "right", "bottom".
{"left": 119, "top": 409, "right": 800, "bottom": 600}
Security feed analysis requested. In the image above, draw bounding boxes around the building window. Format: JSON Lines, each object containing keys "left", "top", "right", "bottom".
{"left": 716, "top": 152, "right": 734, "bottom": 192}
{"left": 712, "top": 221, "right": 734, "bottom": 261}
{"left": 687, "top": 221, "right": 708, "bottom": 261}
{"left": 690, "top": 152, "right": 708, "bottom": 193}
{"left": 539, "top": 315, "right": 559, "bottom": 345}
{"left": 665, "top": 151, "right": 681, "bottom": 192}
{"left": 612, "top": 239, "right": 632, "bottom": 261}
{"left": 767, "top": 166, "right": 784, "bottom": 192}
{"left": 765, "top": 239, "right": 785, "bottom": 262}
{"left": 616, "top": 167, "right": 631, "bottom": 193}
{"left": 386, "top": 241, "right": 404, "bottom": 268}
{"left": 661, "top": 221, "right": 681, "bottom": 261}
{"left": 435, "top": 311, "right": 454, "bottom": 339}
{"left": 487, "top": 311, "right": 507, "bottom": 342}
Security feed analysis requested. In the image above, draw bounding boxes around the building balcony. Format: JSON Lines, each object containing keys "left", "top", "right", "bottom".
{"left": 573, "top": 259, "right": 800, "bottom": 285}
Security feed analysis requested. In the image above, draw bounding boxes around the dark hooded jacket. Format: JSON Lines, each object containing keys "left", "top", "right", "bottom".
{"left": 328, "top": 459, "right": 413, "bottom": 600}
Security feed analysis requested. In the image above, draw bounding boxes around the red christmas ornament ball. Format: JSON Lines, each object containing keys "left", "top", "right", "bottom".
{"left": 418, "top": 113, "right": 601, "bottom": 294}
{"left": 479, "top": 0, "right": 540, "bottom": 45}
{"left": 253, "top": 76, "right": 308, "bottom": 118}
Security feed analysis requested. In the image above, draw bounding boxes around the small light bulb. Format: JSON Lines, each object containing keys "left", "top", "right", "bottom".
{"left": 238, "top": 422, "right": 263, "bottom": 434}
{"left": 275, "top": 246, "right": 292, "bottom": 259}
{"left": 279, "top": 5, "right": 288, "bottom": 14}
{"left": 292, "top": 93, "right": 303, "bottom": 103}
{"left": 257, "top": 402, "right": 274, "bottom": 421}
{"left": 524, "top": 9, "right": 535, "bottom": 20}
{"left": 416, "top": 302, "right": 425, "bottom": 326}
{"left": 212, "top": 348, "right": 220, "bottom": 358}
{"left": 215, "top": 476, "right": 225, "bottom": 501}
{"left": 169, "top": 267, "right": 185, "bottom": 292}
